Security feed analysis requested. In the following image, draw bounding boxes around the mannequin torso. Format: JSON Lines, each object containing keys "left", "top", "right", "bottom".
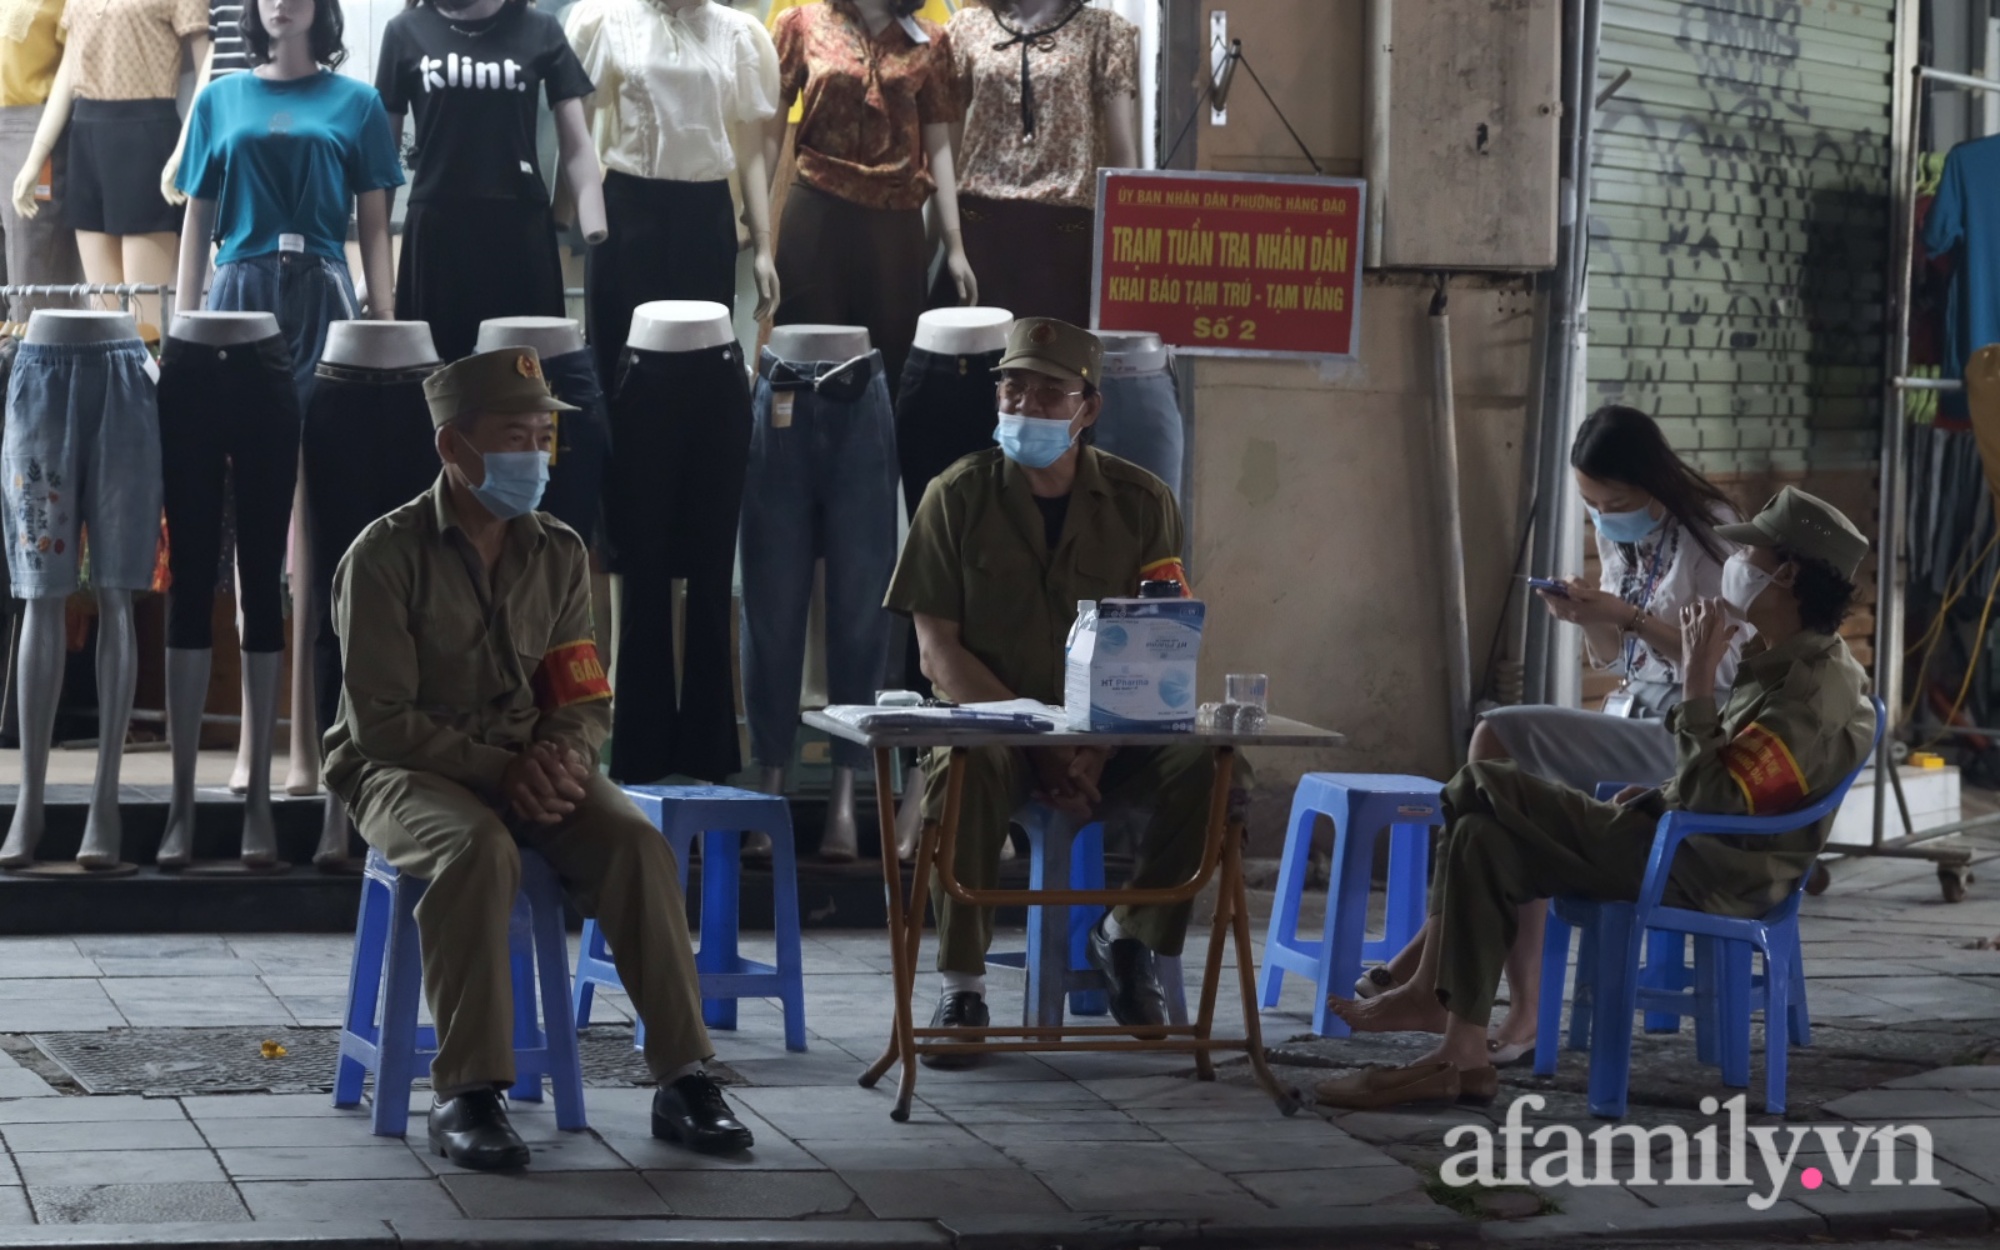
{"left": 171, "top": 310, "right": 281, "bottom": 345}
{"left": 766, "top": 324, "right": 871, "bottom": 362}
{"left": 321, "top": 320, "right": 441, "bottom": 371}
{"left": 628, "top": 301, "right": 734, "bottom": 354}
{"left": 912, "top": 307, "right": 1011, "bottom": 357}
{"left": 24, "top": 309, "right": 139, "bottom": 344}
{"left": 475, "top": 317, "right": 586, "bottom": 359}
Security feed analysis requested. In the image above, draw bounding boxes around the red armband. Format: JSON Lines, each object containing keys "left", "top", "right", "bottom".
{"left": 1718, "top": 722, "right": 1808, "bottom": 815}
{"left": 532, "top": 639, "right": 612, "bottom": 713}
{"left": 1138, "top": 557, "right": 1192, "bottom": 597}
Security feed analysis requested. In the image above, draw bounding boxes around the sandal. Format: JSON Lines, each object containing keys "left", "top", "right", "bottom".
{"left": 1352, "top": 966, "right": 1397, "bottom": 1000}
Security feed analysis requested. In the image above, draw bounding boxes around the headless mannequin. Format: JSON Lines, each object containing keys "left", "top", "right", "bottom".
{"left": 157, "top": 311, "right": 286, "bottom": 869}
{"left": 10, "top": 31, "right": 210, "bottom": 331}
{"left": 475, "top": 316, "right": 586, "bottom": 360}
{"left": 760, "top": 322, "right": 873, "bottom": 863}
{"left": 761, "top": 0, "right": 977, "bottom": 306}
{"left": 1099, "top": 330, "right": 1167, "bottom": 372}
{"left": 627, "top": 299, "right": 734, "bottom": 354}
{"left": 889, "top": 307, "right": 1013, "bottom": 862}
{"left": 308, "top": 319, "right": 442, "bottom": 868}
{"left": 0, "top": 310, "right": 146, "bottom": 872}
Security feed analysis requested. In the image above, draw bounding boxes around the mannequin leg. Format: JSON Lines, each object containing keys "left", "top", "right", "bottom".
{"left": 229, "top": 598, "right": 253, "bottom": 793}
{"left": 240, "top": 650, "right": 281, "bottom": 864}
{"left": 821, "top": 767, "right": 859, "bottom": 863}
{"left": 0, "top": 598, "right": 65, "bottom": 866}
{"left": 285, "top": 470, "right": 318, "bottom": 795}
{"left": 77, "top": 590, "right": 136, "bottom": 868}
{"left": 158, "top": 647, "right": 212, "bottom": 867}
{"left": 72, "top": 230, "right": 123, "bottom": 290}
{"left": 117, "top": 232, "right": 177, "bottom": 332}
{"left": 315, "top": 792, "right": 351, "bottom": 866}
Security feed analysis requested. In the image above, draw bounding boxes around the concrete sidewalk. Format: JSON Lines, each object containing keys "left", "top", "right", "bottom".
{"left": 0, "top": 852, "right": 1988, "bottom": 1247}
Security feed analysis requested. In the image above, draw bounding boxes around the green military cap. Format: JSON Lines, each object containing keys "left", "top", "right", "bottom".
{"left": 423, "top": 346, "right": 578, "bottom": 429}
{"left": 995, "top": 317, "right": 1103, "bottom": 385}
{"left": 1715, "top": 486, "right": 1870, "bottom": 578}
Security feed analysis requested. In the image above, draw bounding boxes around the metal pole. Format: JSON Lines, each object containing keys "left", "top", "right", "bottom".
{"left": 1363, "top": 0, "right": 1392, "bottom": 268}
{"left": 1429, "top": 285, "right": 1474, "bottom": 751}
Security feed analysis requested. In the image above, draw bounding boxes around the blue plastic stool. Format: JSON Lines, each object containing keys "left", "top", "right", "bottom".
{"left": 332, "top": 847, "right": 585, "bottom": 1136}
{"left": 1534, "top": 699, "right": 1882, "bottom": 1117}
{"left": 572, "top": 784, "right": 806, "bottom": 1053}
{"left": 987, "top": 807, "right": 1189, "bottom": 1027}
{"left": 1257, "top": 773, "right": 1441, "bottom": 1037}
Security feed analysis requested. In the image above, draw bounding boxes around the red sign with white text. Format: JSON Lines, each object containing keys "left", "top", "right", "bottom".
{"left": 1091, "top": 170, "right": 1366, "bottom": 360}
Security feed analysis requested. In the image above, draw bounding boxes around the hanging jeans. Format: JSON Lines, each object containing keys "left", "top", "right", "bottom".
{"left": 209, "top": 250, "right": 360, "bottom": 409}
{"left": 303, "top": 360, "right": 442, "bottom": 734}
{"left": 604, "top": 343, "right": 751, "bottom": 784}
{"left": 537, "top": 348, "right": 611, "bottom": 547}
{"left": 1097, "top": 356, "right": 1185, "bottom": 506}
{"left": 740, "top": 349, "right": 899, "bottom": 772}
{"left": 587, "top": 173, "right": 738, "bottom": 387}
{"left": 157, "top": 335, "right": 300, "bottom": 652}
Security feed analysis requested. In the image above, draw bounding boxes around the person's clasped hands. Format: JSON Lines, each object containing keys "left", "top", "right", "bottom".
{"left": 501, "top": 741, "right": 593, "bottom": 825}
{"left": 1029, "top": 745, "right": 1114, "bottom": 819}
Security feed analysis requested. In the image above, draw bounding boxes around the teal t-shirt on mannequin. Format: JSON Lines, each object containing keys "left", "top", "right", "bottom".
{"left": 176, "top": 69, "right": 405, "bottom": 266}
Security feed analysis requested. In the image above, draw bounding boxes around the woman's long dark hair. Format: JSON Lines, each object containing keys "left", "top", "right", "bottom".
{"left": 243, "top": 0, "right": 348, "bottom": 69}
{"left": 1570, "top": 404, "right": 1734, "bottom": 564}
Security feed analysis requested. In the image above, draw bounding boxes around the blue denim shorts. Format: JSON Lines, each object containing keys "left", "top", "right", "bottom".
{"left": 210, "top": 251, "right": 359, "bottom": 407}
{"left": 2, "top": 338, "right": 162, "bottom": 597}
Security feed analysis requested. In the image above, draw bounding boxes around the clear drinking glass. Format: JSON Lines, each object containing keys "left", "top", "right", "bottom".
{"left": 1225, "top": 673, "right": 1269, "bottom": 710}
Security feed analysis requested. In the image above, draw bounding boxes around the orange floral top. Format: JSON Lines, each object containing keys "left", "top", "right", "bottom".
{"left": 949, "top": 3, "right": 1138, "bottom": 209}
{"left": 774, "top": 0, "right": 954, "bottom": 211}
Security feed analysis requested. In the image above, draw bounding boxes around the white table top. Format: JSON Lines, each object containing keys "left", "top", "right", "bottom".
{"left": 801, "top": 710, "right": 1344, "bottom": 751}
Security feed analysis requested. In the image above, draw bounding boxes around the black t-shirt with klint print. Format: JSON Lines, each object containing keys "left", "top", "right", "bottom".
{"left": 375, "top": 0, "right": 593, "bottom": 203}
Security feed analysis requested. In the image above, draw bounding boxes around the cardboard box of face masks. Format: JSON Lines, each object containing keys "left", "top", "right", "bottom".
{"left": 1064, "top": 597, "right": 1206, "bottom": 731}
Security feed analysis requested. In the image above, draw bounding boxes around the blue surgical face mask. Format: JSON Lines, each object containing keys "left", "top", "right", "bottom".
{"left": 457, "top": 433, "right": 549, "bottom": 520}
{"left": 994, "top": 410, "right": 1077, "bottom": 470}
{"left": 1589, "top": 502, "right": 1665, "bottom": 545}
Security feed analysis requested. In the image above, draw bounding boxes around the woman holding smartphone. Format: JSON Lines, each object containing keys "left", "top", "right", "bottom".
{"left": 1352, "top": 404, "right": 1743, "bottom": 1062}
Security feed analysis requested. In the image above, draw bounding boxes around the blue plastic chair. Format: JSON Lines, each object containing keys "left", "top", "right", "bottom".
{"left": 332, "top": 846, "right": 585, "bottom": 1136}
{"left": 572, "top": 784, "right": 806, "bottom": 1053}
{"left": 1536, "top": 699, "right": 1884, "bottom": 1117}
{"left": 1257, "top": 774, "right": 1441, "bottom": 1037}
{"left": 987, "top": 806, "right": 1189, "bottom": 1028}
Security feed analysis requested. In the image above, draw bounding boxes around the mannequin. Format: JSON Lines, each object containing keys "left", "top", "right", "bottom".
{"left": 376, "top": 0, "right": 607, "bottom": 362}
{"left": 603, "top": 300, "right": 750, "bottom": 789}
{"left": 566, "top": 0, "right": 781, "bottom": 386}
{"left": 0, "top": 309, "right": 156, "bottom": 873}
{"left": 157, "top": 309, "right": 288, "bottom": 869}
{"left": 9, "top": 0, "right": 211, "bottom": 331}
{"left": 766, "top": 0, "right": 974, "bottom": 388}
{"left": 474, "top": 317, "right": 608, "bottom": 543}
{"left": 305, "top": 318, "right": 442, "bottom": 867}
{"left": 0, "top": 0, "right": 86, "bottom": 318}
{"left": 890, "top": 306, "right": 1012, "bottom": 860}
{"left": 173, "top": 0, "right": 403, "bottom": 811}
{"left": 940, "top": 0, "right": 1138, "bottom": 325}
{"left": 1095, "top": 330, "right": 1184, "bottom": 504}
{"left": 744, "top": 322, "right": 900, "bottom": 864}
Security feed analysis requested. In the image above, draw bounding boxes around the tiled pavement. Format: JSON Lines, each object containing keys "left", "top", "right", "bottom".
{"left": 0, "top": 852, "right": 1989, "bottom": 1245}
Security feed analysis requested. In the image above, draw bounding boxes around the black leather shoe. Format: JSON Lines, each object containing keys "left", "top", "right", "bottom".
{"left": 652, "top": 1071, "right": 755, "bottom": 1154}
{"left": 1087, "top": 919, "right": 1167, "bottom": 1028}
{"left": 427, "top": 1089, "right": 531, "bottom": 1171}
{"left": 920, "top": 991, "right": 989, "bottom": 1070}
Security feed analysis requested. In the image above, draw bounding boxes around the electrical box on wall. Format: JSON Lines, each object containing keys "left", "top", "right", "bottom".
{"left": 1383, "top": 0, "right": 1561, "bottom": 270}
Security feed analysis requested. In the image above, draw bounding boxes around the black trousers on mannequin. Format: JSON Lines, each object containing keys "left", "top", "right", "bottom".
{"left": 303, "top": 362, "right": 441, "bottom": 733}
{"left": 774, "top": 180, "right": 929, "bottom": 388}
{"left": 603, "top": 343, "right": 751, "bottom": 784}
{"left": 157, "top": 335, "right": 300, "bottom": 652}
{"left": 587, "top": 173, "right": 737, "bottom": 388}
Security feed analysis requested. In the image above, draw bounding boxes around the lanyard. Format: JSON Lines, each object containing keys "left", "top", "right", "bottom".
{"left": 1620, "top": 524, "right": 1672, "bottom": 687}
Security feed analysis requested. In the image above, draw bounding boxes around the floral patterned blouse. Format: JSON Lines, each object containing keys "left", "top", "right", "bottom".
{"left": 774, "top": 0, "right": 954, "bottom": 212}
{"left": 948, "top": 2, "right": 1138, "bottom": 209}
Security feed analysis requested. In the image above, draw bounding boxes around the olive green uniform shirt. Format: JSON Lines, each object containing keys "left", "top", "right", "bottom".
{"left": 322, "top": 475, "right": 608, "bottom": 807}
{"left": 884, "top": 446, "right": 1183, "bottom": 702}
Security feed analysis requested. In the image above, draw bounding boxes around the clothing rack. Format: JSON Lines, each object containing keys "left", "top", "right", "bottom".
{"left": 0, "top": 283, "right": 177, "bottom": 323}
{"left": 1872, "top": 63, "right": 2000, "bottom": 895}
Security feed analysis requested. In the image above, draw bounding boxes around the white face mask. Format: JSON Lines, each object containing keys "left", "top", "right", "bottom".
{"left": 1721, "top": 552, "right": 1776, "bottom": 615}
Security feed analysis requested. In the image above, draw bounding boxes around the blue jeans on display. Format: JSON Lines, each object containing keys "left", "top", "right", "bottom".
{"left": 1, "top": 339, "right": 161, "bottom": 597}
{"left": 740, "top": 349, "right": 899, "bottom": 772}
{"left": 209, "top": 251, "right": 359, "bottom": 408}
{"left": 1097, "top": 365, "right": 1185, "bottom": 505}
{"left": 536, "top": 348, "right": 610, "bottom": 547}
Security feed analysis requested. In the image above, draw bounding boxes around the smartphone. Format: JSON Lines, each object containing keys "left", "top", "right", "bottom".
{"left": 1526, "top": 576, "right": 1571, "bottom": 598}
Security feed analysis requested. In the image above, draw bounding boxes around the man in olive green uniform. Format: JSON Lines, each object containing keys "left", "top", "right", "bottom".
{"left": 326, "top": 348, "right": 751, "bottom": 1168}
{"left": 1322, "top": 487, "right": 1876, "bottom": 1107}
{"left": 885, "top": 318, "right": 1212, "bottom": 1056}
